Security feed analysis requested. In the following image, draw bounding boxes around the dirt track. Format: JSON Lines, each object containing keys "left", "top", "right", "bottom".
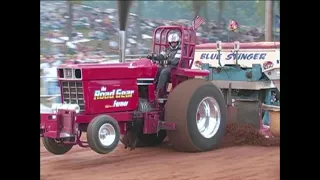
{"left": 41, "top": 139, "right": 279, "bottom": 180}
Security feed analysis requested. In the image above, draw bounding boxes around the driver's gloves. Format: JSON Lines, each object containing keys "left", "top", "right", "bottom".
{"left": 147, "top": 52, "right": 168, "bottom": 61}
{"left": 147, "top": 53, "right": 157, "bottom": 59}
{"left": 146, "top": 54, "right": 153, "bottom": 59}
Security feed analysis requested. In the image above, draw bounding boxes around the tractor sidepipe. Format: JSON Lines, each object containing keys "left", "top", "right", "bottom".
{"left": 117, "top": 0, "right": 133, "bottom": 63}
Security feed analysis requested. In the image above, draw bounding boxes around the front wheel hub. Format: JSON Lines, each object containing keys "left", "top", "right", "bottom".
{"left": 98, "top": 123, "right": 116, "bottom": 147}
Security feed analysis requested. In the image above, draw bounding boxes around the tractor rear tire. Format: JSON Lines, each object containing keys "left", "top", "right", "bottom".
{"left": 87, "top": 115, "right": 120, "bottom": 154}
{"left": 42, "top": 137, "right": 73, "bottom": 155}
{"left": 165, "top": 79, "right": 226, "bottom": 152}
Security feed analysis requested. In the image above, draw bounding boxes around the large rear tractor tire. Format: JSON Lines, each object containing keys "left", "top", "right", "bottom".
{"left": 42, "top": 137, "right": 73, "bottom": 155}
{"left": 87, "top": 115, "right": 120, "bottom": 154}
{"left": 165, "top": 79, "right": 226, "bottom": 152}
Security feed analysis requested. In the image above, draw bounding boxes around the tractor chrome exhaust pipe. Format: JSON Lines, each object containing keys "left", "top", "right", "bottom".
{"left": 119, "top": 30, "right": 126, "bottom": 63}
{"left": 117, "top": 0, "right": 132, "bottom": 63}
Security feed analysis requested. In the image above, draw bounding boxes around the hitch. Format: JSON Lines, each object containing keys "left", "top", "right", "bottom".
{"left": 226, "top": 83, "right": 238, "bottom": 125}
{"left": 143, "top": 111, "right": 176, "bottom": 134}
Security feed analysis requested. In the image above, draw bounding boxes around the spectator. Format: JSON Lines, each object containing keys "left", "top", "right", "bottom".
{"left": 43, "top": 57, "right": 61, "bottom": 103}
{"left": 40, "top": 56, "right": 52, "bottom": 94}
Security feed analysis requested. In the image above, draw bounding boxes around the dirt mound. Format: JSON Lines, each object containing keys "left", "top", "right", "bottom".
{"left": 221, "top": 124, "right": 280, "bottom": 148}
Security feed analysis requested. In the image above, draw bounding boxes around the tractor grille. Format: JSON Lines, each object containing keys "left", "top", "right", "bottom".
{"left": 61, "top": 81, "right": 85, "bottom": 112}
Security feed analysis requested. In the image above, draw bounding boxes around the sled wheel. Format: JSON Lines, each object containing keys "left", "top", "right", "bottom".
{"left": 42, "top": 137, "right": 73, "bottom": 155}
{"left": 165, "top": 79, "right": 226, "bottom": 152}
{"left": 87, "top": 115, "right": 120, "bottom": 154}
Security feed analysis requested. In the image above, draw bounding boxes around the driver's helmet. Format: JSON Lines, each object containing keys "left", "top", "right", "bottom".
{"left": 168, "top": 33, "right": 180, "bottom": 50}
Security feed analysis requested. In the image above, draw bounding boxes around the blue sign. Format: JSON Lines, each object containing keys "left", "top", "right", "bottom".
{"left": 200, "top": 53, "right": 267, "bottom": 60}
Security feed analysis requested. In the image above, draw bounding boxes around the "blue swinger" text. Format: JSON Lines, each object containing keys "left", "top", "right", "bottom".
{"left": 200, "top": 53, "right": 267, "bottom": 60}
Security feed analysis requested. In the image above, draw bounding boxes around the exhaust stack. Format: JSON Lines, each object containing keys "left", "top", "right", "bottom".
{"left": 117, "top": 0, "right": 132, "bottom": 63}
{"left": 119, "top": 30, "right": 126, "bottom": 63}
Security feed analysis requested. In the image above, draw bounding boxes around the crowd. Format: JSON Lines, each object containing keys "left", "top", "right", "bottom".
{"left": 40, "top": 2, "right": 151, "bottom": 58}
{"left": 40, "top": 2, "right": 269, "bottom": 59}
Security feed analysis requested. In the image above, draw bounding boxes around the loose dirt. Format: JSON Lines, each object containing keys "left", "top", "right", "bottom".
{"left": 41, "top": 126, "right": 280, "bottom": 180}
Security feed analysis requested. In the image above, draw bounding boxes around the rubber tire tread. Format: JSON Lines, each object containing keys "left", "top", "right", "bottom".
{"left": 42, "top": 137, "right": 73, "bottom": 155}
{"left": 165, "top": 79, "right": 226, "bottom": 152}
{"left": 87, "top": 115, "right": 120, "bottom": 154}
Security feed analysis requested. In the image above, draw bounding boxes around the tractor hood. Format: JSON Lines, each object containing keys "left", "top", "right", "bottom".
{"left": 58, "top": 58, "right": 157, "bottom": 80}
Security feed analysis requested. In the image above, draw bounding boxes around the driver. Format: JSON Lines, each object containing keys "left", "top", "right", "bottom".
{"left": 147, "top": 33, "right": 181, "bottom": 98}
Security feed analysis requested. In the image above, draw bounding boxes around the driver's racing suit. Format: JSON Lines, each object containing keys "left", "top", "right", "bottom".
{"left": 154, "top": 46, "right": 181, "bottom": 92}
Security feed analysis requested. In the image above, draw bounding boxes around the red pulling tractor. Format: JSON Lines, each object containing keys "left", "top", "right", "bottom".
{"left": 40, "top": 25, "right": 229, "bottom": 155}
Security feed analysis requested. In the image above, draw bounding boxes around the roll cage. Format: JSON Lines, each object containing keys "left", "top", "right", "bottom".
{"left": 151, "top": 26, "right": 209, "bottom": 88}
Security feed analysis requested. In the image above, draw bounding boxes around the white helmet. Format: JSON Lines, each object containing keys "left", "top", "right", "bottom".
{"left": 168, "top": 33, "right": 180, "bottom": 50}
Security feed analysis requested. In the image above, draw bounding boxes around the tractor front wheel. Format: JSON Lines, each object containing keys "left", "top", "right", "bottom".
{"left": 165, "top": 79, "right": 226, "bottom": 152}
{"left": 42, "top": 137, "right": 73, "bottom": 155}
{"left": 87, "top": 115, "right": 120, "bottom": 154}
